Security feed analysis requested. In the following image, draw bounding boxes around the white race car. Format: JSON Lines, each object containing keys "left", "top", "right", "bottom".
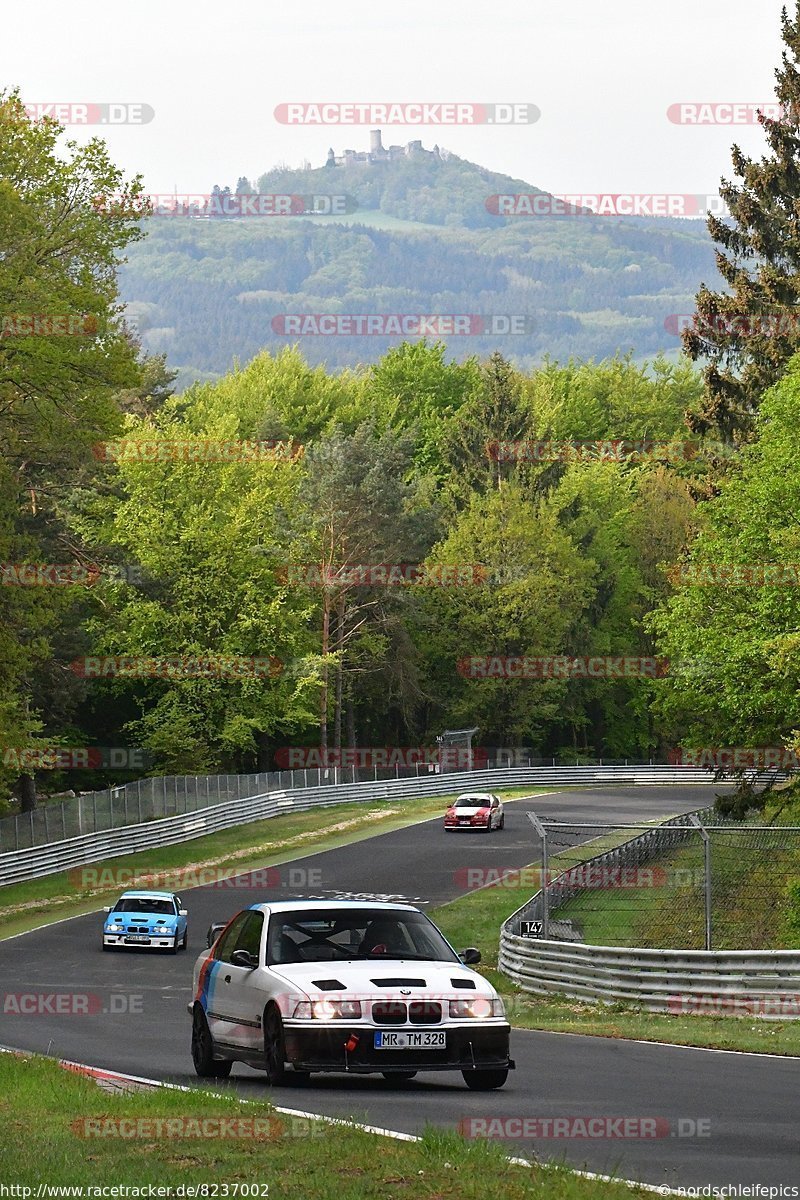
{"left": 189, "top": 900, "right": 513, "bottom": 1089}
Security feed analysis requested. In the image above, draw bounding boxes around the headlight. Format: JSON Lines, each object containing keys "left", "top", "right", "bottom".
{"left": 105, "top": 924, "right": 122, "bottom": 932}
{"left": 292, "top": 999, "right": 362, "bottom": 1020}
{"left": 449, "top": 997, "right": 505, "bottom": 1019}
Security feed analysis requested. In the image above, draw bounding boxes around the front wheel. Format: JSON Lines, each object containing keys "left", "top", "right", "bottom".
{"left": 462, "top": 1068, "right": 508, "bottom": 1090}
{"left": 263, "top": 1006, "right": 288, "bottom": 1086}
{"left": 191, "top": 1008, "right": 233, "bottom": 1078}
{"left": 180, "top": 928, "right": 189, "bottom": 951}
{"left": 499, "top": 814, "right": 505, "bottom": 830}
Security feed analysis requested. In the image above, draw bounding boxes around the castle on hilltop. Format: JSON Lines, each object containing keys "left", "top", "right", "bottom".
{"left": 325, "top": 129, "right": 445, "bottom": 168}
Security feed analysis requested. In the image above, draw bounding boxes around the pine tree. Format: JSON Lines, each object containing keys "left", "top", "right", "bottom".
{"left": 684, "top": 1, "right": 800, "bottom": 440}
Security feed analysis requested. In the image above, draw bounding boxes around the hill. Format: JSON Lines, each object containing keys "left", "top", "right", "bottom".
{"left": 119, "top": 145, "right": 717, "bottom": 387}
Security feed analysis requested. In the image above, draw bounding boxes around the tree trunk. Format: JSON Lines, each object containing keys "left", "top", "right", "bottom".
{"left": 256, "top": 731, "right": 271, "bottom": 772}
{"left": 333, "top": 595, "right": 345, "bottom": 752}
{"left": 18, "top": 772, "right": 36, "bottom": 812}
{"left": 346, "top": 692, "right": 356, "bottom": 748}
{"left": 319, "top": 593, "right": 330, "bottom": 754}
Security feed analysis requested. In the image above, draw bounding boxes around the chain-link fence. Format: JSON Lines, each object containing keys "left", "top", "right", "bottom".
{"left": 515, "top": 811, "right": 800, "bottom": 951}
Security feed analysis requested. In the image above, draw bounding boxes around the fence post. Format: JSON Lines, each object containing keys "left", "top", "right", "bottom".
{"left": 92, "top": 793, "right": 97, "bottom": 833}
{"left": 689, "top": 813, "right": 712, "bottom": 950}
{"left": 62, "top": 803, "right": 67, "bottom": 841}
{"left": 527, "top": 812, "right": 549, "bottom": 940}
{"left": 137, "top": 780, "right": 142, "bottom": 823}
{"left": 29, "top": 809, "right": 34, "bottom": 846}
{"left": 43, "top": 805, "right": 50, "bottom": 842}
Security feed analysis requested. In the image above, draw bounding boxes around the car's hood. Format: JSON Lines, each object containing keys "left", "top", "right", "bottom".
{"left": 268, "top": 959, "right": 495, "bottom": 1000}
{"left": 107, "top": 910, "right": 177, "bottom": 925}
{"left": 448, "top": 805, "right": 490, "bottom": 815}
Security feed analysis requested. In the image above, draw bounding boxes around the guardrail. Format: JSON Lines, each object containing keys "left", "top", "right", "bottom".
{"left": 498, "top": 936, "right": 800, "bottom": 1016}
{"left": 0, "top": 763, "right": 721, "bottom": 887}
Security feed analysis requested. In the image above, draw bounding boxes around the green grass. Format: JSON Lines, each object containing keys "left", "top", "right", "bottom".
{"left": 0, "top": 1054, "right": 650, "bottom": 1198}
{"left": 0, "top": 787, "right": 549, "bottom": 941}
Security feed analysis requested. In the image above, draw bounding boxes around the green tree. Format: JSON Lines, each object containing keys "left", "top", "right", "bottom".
{"left": 652, "top": 356, "right": 800, "bottom": 752}
{"left": 683, "top": 2, "right": 800, "bottom": 438}
{"left": 0, "top": 91, "right": 144, "bottom": 803}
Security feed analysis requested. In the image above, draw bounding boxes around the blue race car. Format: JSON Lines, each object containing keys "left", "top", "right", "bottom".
{"left": 102, "top": 890, "right": 188, "bottom": 953}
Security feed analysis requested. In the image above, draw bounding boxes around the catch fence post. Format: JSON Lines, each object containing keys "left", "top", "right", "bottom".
{"left": 527, "top": 812, "right": 549, "bottom": 940}
{"left": 689, "top": 813, "right": 712, "bottom": 950}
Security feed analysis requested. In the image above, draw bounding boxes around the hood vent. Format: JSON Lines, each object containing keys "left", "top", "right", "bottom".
{"left": 312, "top": 979, "right": 345, "bottom": 991}
{"left": 451, "top": 978, "right": 477, "bottom": 989}
{"left": 370, "top": 977, "right": 427, "bottom": 987}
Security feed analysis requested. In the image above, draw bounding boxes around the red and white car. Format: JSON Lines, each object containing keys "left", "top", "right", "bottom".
{"left": 444, "top": 792, "right": 505, "bottom": 832}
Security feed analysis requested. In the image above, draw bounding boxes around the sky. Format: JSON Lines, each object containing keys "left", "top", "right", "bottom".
{"left": 1, "top": 0, "right": 789, "bottom": 197}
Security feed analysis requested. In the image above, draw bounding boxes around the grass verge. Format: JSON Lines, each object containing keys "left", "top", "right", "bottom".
{"left": 0, "top": 1053, "right": 650, "bottom": 1199}
{"left": 0, "top": 787, "right": 548, "bottom": 941}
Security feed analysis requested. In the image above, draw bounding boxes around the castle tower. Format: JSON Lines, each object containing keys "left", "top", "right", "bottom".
{"left": 370, "top": 129, "right": 384, "bottom": 155}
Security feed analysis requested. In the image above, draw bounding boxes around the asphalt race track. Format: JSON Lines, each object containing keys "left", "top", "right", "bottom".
{"left": 3, "top": 786, "right": 799, "bottom": 1190}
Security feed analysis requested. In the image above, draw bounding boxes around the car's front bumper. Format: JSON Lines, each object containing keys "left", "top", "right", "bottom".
{"left": 283, "top": 1021, "right": 513, "bottom": 1073}
{"left": 103, "top": 933, "right": 178, "bottom": 949}
{"left": 444, "top": 823, "right": 490, "bottom": 831}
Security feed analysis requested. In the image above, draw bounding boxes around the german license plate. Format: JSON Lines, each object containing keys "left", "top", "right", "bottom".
{"left": 124, "top": 935, "right": 151, "bottom": 943}
{"left": 374, "top": 1031, "right": 446, "bottom": 1050}
{"left": 458, "top": 818, "right": 470, "bottom": 824}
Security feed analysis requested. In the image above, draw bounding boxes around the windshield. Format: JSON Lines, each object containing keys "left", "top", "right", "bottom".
{"left": 112, "top": 898, "right": 175, "bottom": 914}
{"left": 453, "top": 796, "right": 490, "bottom": 808}
{"left": 267, "top": 908, "right": 459, "bottom": 965}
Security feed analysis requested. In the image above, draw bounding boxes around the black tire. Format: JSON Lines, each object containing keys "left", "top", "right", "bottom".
{"left": 485, "top": 818, "right": 492, "bottom": 833}
{"left": 382, "top": 1071, "right": 417, "bottom": 1081}
{"left": 180, "top": 928, "right": 189, "bottom": 951}
{"left": 499, "top": 814, "right": 505, "bottom": 830}
{"left": 168, "top": 935, "right": 179, "bottom": 955}
{"left": 462, "top": 1068, "right": 508, "bottom": 1090}
{"left": 102, "top": 942, "right": 112, "bottom": 952}
{"left": 263, "top": 1006, "right": 288, "bottom": 1086}
{"left": 191, "top": 1007, "right": 233, "bottom": 1078}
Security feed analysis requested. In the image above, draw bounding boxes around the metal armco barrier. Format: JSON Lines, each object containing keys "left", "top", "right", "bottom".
{"left": 498, "top": 935, "right": 800, "bottom": 1016}
{"left": 0, "top": 764, "right": 719, "bottom": 887}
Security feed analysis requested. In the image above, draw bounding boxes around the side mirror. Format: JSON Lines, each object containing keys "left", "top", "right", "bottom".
{"left": 179, "top": 909, "right": 188, "bottom": 917}
{"left": 206, "top": 922, "right": 228, "bottom": 949}
{"left": 231, "top": 949, "right": 258, "bottom": 970}
{"left": 103, "top": 906, "right": 111, "bottom": 914}
{"left": 460, "top": 947, "right": 481, "bottom": 965}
